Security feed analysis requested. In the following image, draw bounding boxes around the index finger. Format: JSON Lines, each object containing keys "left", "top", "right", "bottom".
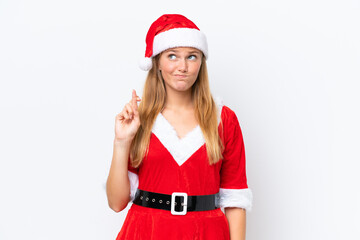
{"left": 131, "top": 89, "right": 139, "bottom": 110}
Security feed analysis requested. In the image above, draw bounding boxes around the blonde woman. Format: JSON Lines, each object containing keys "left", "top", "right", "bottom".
{"left": 106, "top": 14, "right": 253, "bottom": 240}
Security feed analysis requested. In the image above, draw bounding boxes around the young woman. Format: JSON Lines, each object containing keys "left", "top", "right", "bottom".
{"left": 106, "top": 14, "right": 253, "bottom": 240}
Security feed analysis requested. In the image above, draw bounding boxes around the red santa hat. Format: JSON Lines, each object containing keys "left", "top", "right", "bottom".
{"left": 139, "top": 14, "right": 209, "bottom": 71}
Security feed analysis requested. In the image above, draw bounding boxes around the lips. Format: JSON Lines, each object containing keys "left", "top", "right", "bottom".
{"left": 174, "top": 74, "right": 187, "bottom": 78}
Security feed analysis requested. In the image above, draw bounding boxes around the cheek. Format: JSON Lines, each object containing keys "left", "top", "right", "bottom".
{"left": 160, "top": 64, "right": 175, "bottom": 75}
{"left": 160, "top": 66, "right": 174, "bottom": 81}
{"left": 191, "top": 63, "right": 202, "bottom": 75}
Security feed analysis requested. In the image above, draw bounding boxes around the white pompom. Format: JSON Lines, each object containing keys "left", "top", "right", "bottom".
{"left": 138, "top": 57, "right": 153, "bottom": 71}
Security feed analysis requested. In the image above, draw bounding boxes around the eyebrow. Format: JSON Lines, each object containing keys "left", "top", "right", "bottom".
{"left": 166, "top": 49, "right": 201, "bottom": 54}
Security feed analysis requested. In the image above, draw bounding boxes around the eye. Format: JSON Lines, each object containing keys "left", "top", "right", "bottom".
{"left": 168, "top": 54, "right": 176, "bottom": 60}
{"left": 188, "top": 55, "right": 197, "bottom": 60}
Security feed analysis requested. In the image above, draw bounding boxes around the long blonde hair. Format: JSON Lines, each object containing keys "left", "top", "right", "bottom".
{"left": 130, "top": 53, "right": 223, "bottom": 168}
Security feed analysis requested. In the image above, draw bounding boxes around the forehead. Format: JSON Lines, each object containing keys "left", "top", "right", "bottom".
{"left": 163, "top": 47, "right": 202, "bottom": 54}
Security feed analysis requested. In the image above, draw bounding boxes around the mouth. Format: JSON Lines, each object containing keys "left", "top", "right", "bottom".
{"left": 174, "top": 74, "right": 187, "bottom": 78}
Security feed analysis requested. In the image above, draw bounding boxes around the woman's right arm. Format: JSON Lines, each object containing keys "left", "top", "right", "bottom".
{"left": 106, "top": 140, "right": 132, "bottom": 212}
{"left": 106, "top": 90, "right": 141, "bottom": 212}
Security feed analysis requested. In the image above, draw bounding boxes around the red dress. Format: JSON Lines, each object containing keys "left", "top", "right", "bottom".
{"left": 116, "top": 102, "right": 253, "bottom": 240}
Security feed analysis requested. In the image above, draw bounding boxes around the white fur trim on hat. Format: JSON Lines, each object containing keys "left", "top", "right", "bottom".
{"left": 153, "top": 28, "right": 208, "bottom": 59}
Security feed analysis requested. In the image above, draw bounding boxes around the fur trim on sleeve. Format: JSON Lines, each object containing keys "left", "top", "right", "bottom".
{"left": 216, "top": 188, "right": 253, "bottom": 211}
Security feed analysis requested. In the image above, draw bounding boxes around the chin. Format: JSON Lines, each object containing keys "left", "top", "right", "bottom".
{"left": 169, "top": 86, "right": 191, "bottom": 93}
{"left": 171, "top": 83, "right": 191, "bottom": 91}
{"left": 174, "top": 88, "right": 191, "bottom": 93}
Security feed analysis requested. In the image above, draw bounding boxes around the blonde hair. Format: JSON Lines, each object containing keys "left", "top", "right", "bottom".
{"left": 130, "top": 53, "right": 223, "bottom": 168}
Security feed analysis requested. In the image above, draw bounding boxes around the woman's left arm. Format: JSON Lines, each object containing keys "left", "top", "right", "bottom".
{"left": 225, "top": 207, "right": 246, "bottom": 240}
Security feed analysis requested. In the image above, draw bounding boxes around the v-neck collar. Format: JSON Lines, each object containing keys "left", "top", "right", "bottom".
{"left": 152, "top": 112, "right": 205, "bottom": 166}
{"left": 151, "top": 96, "right": 224, "bottom": 167}
{"left": 158, "top": 112, "right": 200, "bottom": 140}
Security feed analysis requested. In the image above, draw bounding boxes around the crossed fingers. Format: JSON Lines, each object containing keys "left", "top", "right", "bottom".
{"left": 118, "top": 89, "right": 141, "bottom": 121}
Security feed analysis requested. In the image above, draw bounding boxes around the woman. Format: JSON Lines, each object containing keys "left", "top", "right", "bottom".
{"left": 106, "top": 14, "right": 253, "bottom": 240}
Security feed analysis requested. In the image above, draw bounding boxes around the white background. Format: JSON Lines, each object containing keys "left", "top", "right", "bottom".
{"left": 1, "top": 0, "right": 359, "bottom": 239}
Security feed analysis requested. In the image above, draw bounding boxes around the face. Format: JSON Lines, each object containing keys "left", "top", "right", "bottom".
{"left": 158, "top": 47, "right": 203, "bottom": 93}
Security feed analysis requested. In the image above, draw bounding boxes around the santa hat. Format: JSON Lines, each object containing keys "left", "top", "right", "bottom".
{"left": 139, "top": 14, "right": 208, "bottom": 71}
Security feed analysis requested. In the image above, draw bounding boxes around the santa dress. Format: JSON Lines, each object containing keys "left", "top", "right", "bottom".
{"left": 116, "top": 100, "right": 253, "bottom": 240}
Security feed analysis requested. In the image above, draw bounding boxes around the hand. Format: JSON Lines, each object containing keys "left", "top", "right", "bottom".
{"left": 114, "top": 89, "right": 141, "bottom": 143}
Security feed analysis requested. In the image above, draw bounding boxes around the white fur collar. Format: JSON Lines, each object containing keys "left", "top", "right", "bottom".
{"left": 152, "top": 96, "right": 223, "bottom": 166}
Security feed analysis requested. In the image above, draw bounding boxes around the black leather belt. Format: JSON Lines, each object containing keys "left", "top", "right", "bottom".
{"left": 133, "top": 189, "right": 219, "bottom": 215}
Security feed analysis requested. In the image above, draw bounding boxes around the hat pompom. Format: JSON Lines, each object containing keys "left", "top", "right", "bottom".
{"left": 139, "top": 57, "right": 153, "bottom": 71}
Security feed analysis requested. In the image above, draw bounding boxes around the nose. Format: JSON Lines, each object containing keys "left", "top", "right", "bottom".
{"left": 177, "top": 58, "right": 188, "bottom": 72}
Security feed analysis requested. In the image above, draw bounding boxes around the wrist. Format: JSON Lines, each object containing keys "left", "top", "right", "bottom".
{"left": 113, "top": 138, "right": 133, "bottom": 147}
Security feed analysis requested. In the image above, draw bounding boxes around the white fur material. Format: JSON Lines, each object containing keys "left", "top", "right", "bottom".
{"left": 152, "top": 28, "right": 208, "bottom": 59}
{"left": 128, "top": 170, "right": 139, "bottom": 201}
{"left": 215, "top": 188, "right": 253, "bottom": 212}
{"left": 139, "top": 57, "right": 153, "bottom": 71}
{"left": 151, "top": 97, "right": 223, "bottom": 166}
{"left": 152, "top": 113, "right": 205, "bottom": 166}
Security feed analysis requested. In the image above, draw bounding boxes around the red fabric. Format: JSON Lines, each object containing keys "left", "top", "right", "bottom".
{"left": 117, "top": 204, "right": 230, "bottom": 240}
{"left": 117, "top": 105, "right": 248, "bottom": 240}
{"left": 219, "top": 106, "right": 249, "bottom": 189}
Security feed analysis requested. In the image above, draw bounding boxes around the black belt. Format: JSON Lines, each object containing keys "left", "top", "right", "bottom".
{"left": 133, "top": 189, "right": 219, "bottom": 215}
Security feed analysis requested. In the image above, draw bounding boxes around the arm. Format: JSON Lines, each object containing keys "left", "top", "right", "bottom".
{"left": 106, "top": 89, "right": 141, "bottom": 213}
{"left": 225, "top": 207, "right": 246, "bottom": 240}
{"left": 106, "top": 140, "right": 131, "bottom": 212}
{"left": 219, "top": 106, "right": 252, "bottom": 239}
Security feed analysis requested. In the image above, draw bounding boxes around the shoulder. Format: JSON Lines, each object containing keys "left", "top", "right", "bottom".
{"left": 214, "top": 96, "right": 244, "bottom": 146}
{"left": 213, "top": 96, "right": 239, "bottom": 125}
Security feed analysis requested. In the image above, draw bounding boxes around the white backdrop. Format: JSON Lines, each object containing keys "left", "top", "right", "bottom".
{"left": 1, "top": 1, "right": 359, "bottom": 239}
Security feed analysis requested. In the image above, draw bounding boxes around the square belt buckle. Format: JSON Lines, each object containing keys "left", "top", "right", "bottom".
{"left": 171, "top": 192, "right": 188, "bottom": 215}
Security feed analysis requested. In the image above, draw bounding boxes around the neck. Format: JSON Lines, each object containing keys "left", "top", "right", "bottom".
{"left": 163, "top": 88, "right": 193, "bottom": 112}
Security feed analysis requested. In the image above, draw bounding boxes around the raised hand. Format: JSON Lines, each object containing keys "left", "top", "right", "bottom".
{"left": 114, "top": 89, "right": 141, "bottom": 143}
